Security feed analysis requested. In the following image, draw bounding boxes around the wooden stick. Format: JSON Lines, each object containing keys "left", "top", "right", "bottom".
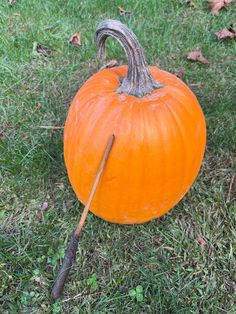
{"left": 51, "top": 134, "right": 115, "bottom": 301}
{"left": 39, "top": 126, "right": 64, "bottom": 129}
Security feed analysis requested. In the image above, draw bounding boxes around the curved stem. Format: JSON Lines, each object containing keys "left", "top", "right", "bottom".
{"left": 95, "top": 19, "right": 163, "bottom": 98}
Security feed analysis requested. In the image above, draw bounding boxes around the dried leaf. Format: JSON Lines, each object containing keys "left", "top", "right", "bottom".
{"left": 176, "top": 68, "right": 185, "bottom": 79}
{"left": 215, "top": 26, "right": 236, "bottom": 39}
{"left": 2, "top": 121, "right": 9, "bottom": 130}
{"left": 187, "top": 0, "right": 196, "bottom": 8}
{"left": 187, "top": 50, "right": 210, "bottom": 64}
{"left": 196, "top": 236, "right": 208, "bottom": 248}
{"left": 34, "top": 202, "right": 49, "bottom": 222}
{"left": 34, "top": 212, "right": 42, "bottom": 222}
{"left": 196, "top": 263, "right": 201, "bottom": 270}
{"left": 9, "top": 0, "right": 14, "bottom": 6}
{"left": 153, "top": 237, "right": 163, "bottom": 246}
{"left": 100, "top": 59, "right": 119, "bottom": 70}
{"left": 208, "top": 0, "right": 232, "bottom": 15}
{"left": 118, "top": 6, "right": 132, "bottom": 17}
{"left": 0, "top": 121, "right": 9, "bottom": 139}
{"left": 69, "top": 32, "right": 81, "bottom": 46}
{"left": 37, "top": 45, "right": 51, "bottom": 57}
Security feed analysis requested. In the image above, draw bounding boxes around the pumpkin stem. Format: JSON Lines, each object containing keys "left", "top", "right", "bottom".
{"left": 95, "top": 19, "right": 163, "bottom": 98}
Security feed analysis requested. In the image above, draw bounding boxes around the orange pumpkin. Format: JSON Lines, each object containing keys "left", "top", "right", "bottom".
{"left": 64, "top": 20, "right": 206, "bottom": 224}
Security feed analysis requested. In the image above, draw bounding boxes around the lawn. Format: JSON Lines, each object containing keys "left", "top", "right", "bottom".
{"left": 0, "top": 0, "right": 236, "bottom": 313}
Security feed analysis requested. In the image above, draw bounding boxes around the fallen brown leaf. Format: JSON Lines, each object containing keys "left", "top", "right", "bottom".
{"left": 69, "top": 32, "right": 81, "bottom": 46}
{"left": 9, "top": 0, "right": 14, "bottom": 6}
{"left": 34, "top": 202, "right": 49, "bottom": 222}
{"left": 187, "top": 0, "right": 196, "bottom": 8}
{"left": 2, "top": 121, "right": 9, "bottom": 130}
{"left": 118, "top": 6, "right": 132, "bottom": 17}
{"left": 34, "top": 212, "right": 42, "bottom": 222}
{"left": 153, "top": 237, "right": 163, "bottom": 246}
{"left": 176, "top": 68, "right": 185, "bottom": 79}
{"left": 215, "top": 25, "right": 236, "bottom": 39}
{"left": 187, "top": 50, "right": 210, "bottom": 64}
{"left": 0, "top": 121, "right": 9, "bottom": 139}
{"left": 196, "top": 263, "right": 201, "bottom": 270}
{"left": 100, "top": 59, "right": 119, "bottom": 70}
{"left": 208, "top": 0, "right": 232, "bottom": 15}
{"left": 36, "top": 45, "right": 51, "bottom": 57}
{"left": 196, "top": 236, "right": 208, "bottom": 248}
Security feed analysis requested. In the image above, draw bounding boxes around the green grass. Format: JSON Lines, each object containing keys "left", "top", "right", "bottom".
{"left": 0, "top": 0, "right": 236, "bottom": 313}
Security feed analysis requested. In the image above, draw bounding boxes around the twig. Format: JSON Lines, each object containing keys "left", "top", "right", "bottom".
{"left": 227, "top": 174, "right": 235, "bottom": 202}
{"left": 51, "top": 134, "right": 115, "bottom": 301}
{"left": 62, "top": 291, "right": 101, "bottom": 303}
{"left": 189, "top": 83, "right": 201, "bottom": 87}
{"left": 39, "top": 126, "right": 64, "bottom": 129}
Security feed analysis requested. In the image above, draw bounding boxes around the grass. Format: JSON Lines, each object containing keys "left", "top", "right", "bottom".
{"left": 0, "top": 0, "right": 236, "bottom": 312}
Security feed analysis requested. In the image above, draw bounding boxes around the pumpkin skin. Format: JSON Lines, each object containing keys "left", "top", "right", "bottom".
{"left": 64, "top": 65, "right": 206, "bottom": 224}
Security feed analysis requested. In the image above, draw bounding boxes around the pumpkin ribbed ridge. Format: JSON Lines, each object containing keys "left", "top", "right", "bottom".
{"left": 166, "top": 99, "right": 187, "bottom": 196}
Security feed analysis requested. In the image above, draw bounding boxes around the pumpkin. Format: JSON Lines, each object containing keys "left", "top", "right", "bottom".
{"left": 64, "top": 19, "right": 206, "bottom": 224}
